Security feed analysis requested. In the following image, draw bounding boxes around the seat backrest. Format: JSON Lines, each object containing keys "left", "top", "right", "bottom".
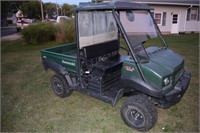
{"left": 81, "top": 40, "right": 119, "bottom": 60}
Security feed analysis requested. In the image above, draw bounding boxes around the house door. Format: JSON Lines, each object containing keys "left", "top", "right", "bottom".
{"left": 171, "top": 14, "right": 179, "bottom": 34}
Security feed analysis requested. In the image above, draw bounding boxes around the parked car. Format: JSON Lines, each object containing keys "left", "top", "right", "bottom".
{"left": 16, "top": 18, "right": 33, "bottom": 32}
{"left": 47, "top": 19, "right": 56, "bottom": 23}
{"left": 43, "top": 16, "right": 70, "bottom": 24}
{"left": 56, "top": 16, "right": 70, "bottom": 23}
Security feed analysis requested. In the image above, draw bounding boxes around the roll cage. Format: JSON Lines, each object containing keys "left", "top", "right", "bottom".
{"left": 74, "top": 1, "right": 167, "bottom": 83}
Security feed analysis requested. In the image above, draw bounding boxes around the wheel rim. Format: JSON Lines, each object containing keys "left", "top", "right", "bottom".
{"left": 53, "top": 78, "right": 63, "bottom": 94}
{"left": 127, "top": 106, "right": 145, "bottom": 126}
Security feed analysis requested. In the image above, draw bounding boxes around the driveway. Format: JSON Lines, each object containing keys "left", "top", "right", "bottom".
{"left": 1, "top": 26, "right": 17, "bottom": 36}
{"left": 1, "top": 33, "right": 22, "bottom": 41}
{"left": 1, "top": 26, "right": 22, "bottom": 41}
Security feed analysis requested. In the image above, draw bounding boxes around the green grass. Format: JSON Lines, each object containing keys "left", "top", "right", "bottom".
{"left": 1, "top": 34, "right": 199, "bottom": 132}
{"left": 1, "top": 39, "right": 63, "bottom": 53}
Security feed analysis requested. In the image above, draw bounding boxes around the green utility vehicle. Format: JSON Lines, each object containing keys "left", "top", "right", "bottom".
{"left": 41, "top": 1, "right": 191, "bottom": 131}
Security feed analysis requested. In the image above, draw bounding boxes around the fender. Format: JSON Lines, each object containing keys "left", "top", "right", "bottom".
{"left": 120, "top": 75, "right": 163, "bottom": 98}
{"left": 42, "top": 59, "right": 78, "bottom": 87}
{"left": 42, "top": 58, "right": 68, "bottom": 75}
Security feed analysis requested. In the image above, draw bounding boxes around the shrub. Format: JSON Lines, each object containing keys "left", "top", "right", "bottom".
{"left": 55, "top": 19, "right": 76, "bottom": 43}
{"left": 22, "top": 23, "right": 57, "bottom": 44}
{"left": 22, "top": 20, "right": 76, "bottom": 44}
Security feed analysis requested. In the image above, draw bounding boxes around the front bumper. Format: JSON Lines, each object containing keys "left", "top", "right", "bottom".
{"left": 158, "top": 71, "right": 191, "bottom": 108}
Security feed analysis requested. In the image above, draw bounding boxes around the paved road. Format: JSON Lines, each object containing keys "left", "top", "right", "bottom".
{"left": 1, "top": 33, "right": 21, "bottom": 41}
{"left": 1, "top": 27, "right": 17, "bottom": 36}
{"left": 1, "top": 26, "right": 21, "bottom": 41}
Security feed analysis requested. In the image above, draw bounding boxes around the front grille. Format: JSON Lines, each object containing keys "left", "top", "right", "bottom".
{"left": 174, "top": 66, "right": 184, "bottom": 83}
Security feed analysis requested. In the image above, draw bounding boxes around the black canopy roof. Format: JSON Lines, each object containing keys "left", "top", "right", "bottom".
{"left": 74, "top": 1, "right": 153, "bottom": 11}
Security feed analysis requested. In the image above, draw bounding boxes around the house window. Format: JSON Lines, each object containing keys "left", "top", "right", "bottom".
{"left": 162, "top": 12, "right": 167, "bottom": 26}
{"left": 186, "top": 8, "right": 191, "bottom": 21}
{"left": 154, "top": 12, "right": 167, "bottom": 26}
{"left": 191, "top": 8, "right": 198, "bottom": 20}
{"left": 187, "top": 7, "right": 199, "bottom": 21}
{"left": 154, "top": 13, "right": 162, "bottom": 24}
{"left": 172, "top": 14, "right": 178, "bottom": 24}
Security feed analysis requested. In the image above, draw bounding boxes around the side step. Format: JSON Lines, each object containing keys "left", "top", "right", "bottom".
{"left": 75, "top": 86, "right": 124, "bottom": 106}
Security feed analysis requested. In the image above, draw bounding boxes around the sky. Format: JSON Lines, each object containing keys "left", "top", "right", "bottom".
{"left": 42, "top": 0, "right": 92, "bottom": 5}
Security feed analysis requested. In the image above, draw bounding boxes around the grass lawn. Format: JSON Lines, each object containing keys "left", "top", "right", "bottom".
{"left": 1, "top": 34, "right": 199, "bottom": 132}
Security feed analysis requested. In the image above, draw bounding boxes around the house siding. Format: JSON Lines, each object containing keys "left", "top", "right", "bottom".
{"left": 185, "top": 20, "right": 199, "bottom": 32}
{"left": 150, "top": 5, "right": 200, "bottom": 33}
{"left": 98, "top": 0, "right": 200, "bottom": 34}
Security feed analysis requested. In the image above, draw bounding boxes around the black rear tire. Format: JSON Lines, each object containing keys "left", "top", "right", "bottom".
{"left": 51, "top": 74, "right": 72, "bottom": 98}
{"left": 121, "top": 94, "right": 157, "bottom": 132}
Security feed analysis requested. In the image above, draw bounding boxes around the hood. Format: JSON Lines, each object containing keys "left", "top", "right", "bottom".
{"left": 147, "top": 47, "right": 183, "bottom": 73}
{"left": 141, "top": 47, "right": 184, "bottom": 89}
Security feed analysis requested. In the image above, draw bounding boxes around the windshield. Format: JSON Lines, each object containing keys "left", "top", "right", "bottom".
{"left": 120, "top": 10, "right": 165, "bottom": 62}
{"left": 78, "top": 11, "right": 118, "bottom": 49}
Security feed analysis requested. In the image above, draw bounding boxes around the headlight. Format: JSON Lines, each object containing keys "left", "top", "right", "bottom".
{"left": 163, "top": 77, "right": 170, "bottom": 86}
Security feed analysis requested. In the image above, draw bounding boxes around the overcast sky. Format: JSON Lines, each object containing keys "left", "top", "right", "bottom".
{"left": 42, "top": 0, "right": 92, "bottom": 5}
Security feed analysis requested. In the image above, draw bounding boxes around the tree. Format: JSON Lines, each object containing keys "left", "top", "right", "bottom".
{"left": 1, "top": 1, "right": 9, "bottom": 26}
{"left": 1, "top": 1, "right": 28, "bottom": 26}
{"left": 21, "top": 1, "right": 41, "bottom": 19}
{"left": 44, "top": 2, "right": 57, "bottom": 19}
{"left": 62, "top": 4, "right": 76, "bottom": 17}
{"left": 8, "top": 1, "right": 28, "bottom": 13}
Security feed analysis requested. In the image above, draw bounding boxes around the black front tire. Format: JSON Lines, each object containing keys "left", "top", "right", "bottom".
{"left": 51, "top": 74, "right": 73, "bottom": 98}
{"left": 121, "top": 94, "right": 157, "bottom": 132}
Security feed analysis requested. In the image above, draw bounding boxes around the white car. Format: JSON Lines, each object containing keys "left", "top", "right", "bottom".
{"left": 56, "top": 16, "right": 70, "bottom": 23}
{"left": 43, "top": 16, "right": 70, "bottom": 24}
{"left": 16, "top": 18, "right": 33, "bottom": 32}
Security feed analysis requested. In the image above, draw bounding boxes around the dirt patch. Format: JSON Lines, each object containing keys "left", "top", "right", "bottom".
{"left": 1, "top": 33, "right": 22, "bottom": 41}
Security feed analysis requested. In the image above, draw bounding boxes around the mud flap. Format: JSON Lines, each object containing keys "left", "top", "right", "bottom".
{"left": 112, "top": 89, "right": 124, "bottom": 106}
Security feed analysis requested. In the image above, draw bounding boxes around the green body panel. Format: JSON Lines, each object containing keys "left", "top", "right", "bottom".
{"left": 143, "top": 47, "right": 184, "bottom": 93}
{"left": 146, "top": 47, "right": 184, "bottom": 84}
{"left": 122, "top": 47, "right": 184, "bottom": 93}
{"left": 41, "top": 43, "right": 78, "bottom": 73}
{"left": 122, "top": 57, "right": 142, "bottom": 80}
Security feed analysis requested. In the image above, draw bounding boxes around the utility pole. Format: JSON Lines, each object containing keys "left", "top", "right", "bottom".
{"left": 60, "top": 5, "right": 62, "bottom": 16}
{"left": 56, "top": 0, "right": 59, "bottom": 17}
{"left": 40, "top": 0, "right": 44, "bottom": 21}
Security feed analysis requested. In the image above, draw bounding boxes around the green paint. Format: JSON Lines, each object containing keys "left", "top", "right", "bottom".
{"left": 122, "top": 47, "right": 184, "bottom": 92}
{"left": 141, "top": 47, "right": 184, "bottom": 92}
{"left": 121, "top": 58, "right": 142, "bottom": 80}
{"left": 41, "top": 43, "right": 78, "bottom": 73}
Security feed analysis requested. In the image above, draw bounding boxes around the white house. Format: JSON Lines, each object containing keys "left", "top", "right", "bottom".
{"left": 93, "top": 0, "right": 200, "bottom": 34}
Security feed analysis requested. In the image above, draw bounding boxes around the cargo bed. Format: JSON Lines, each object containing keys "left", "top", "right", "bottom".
{"left": 41, "top": 43, "right": 78, "bottom": 73}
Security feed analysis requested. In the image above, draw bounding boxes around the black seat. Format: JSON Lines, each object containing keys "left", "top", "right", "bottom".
{"left": 80, "top": 39, "right": 128, "bottom": 74}
{"left": 81, "top": 40, "right": 119, "bottom": 60}
{"left": 94, "top": 55, "right": 127, "bottom": 74}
